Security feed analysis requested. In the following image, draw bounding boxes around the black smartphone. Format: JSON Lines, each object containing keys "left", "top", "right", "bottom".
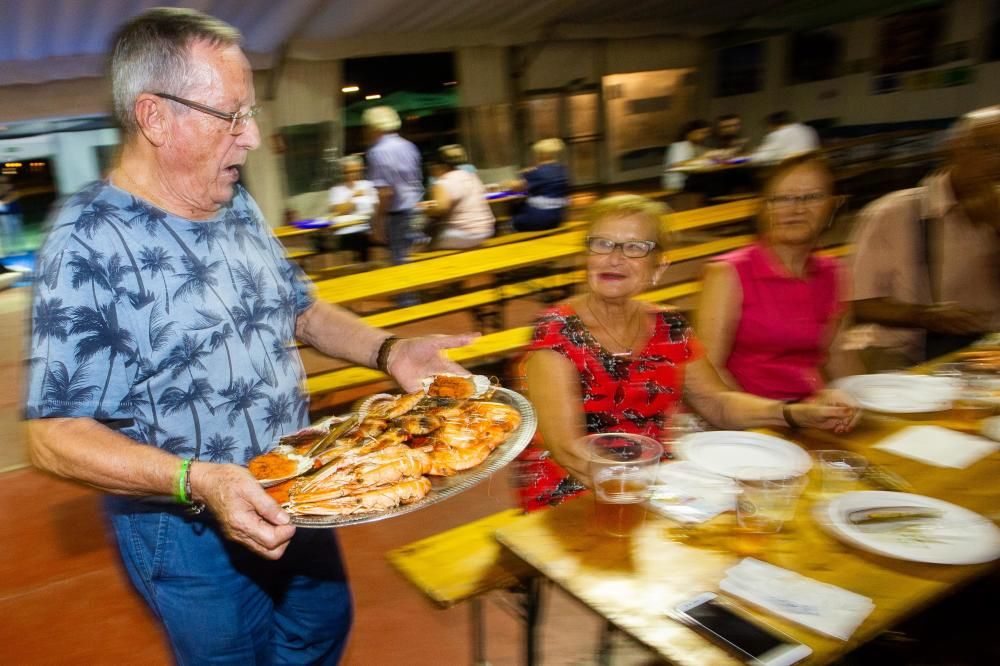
{"left": 673, "top": 592, "right": 812, "bottom": 665}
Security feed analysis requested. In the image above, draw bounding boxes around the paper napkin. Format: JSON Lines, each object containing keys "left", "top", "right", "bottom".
{"left": 719, "top": 558, "right": 874, "bottom": 641}
{"left": 873, "top": 426, "right": 999, "bottom": 469}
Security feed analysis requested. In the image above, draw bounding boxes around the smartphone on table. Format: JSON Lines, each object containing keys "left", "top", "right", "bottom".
{"left": 673, "top": 592, "right": 812, "bottom": 666}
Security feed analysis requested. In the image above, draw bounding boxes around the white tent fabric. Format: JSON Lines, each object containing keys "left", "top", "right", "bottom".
{"left": 0, "top": 0, "right": 768, "bottom": 87}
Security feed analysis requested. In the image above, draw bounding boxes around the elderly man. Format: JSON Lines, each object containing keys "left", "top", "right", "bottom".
{"left": 25, "top": 8, "right": 473, "bottom": 663}
{"left": 362, "top": 106, "right": 422, "bottom": 263}
{"left": 850, "top": 107, "right": 1000, "bottom": 366}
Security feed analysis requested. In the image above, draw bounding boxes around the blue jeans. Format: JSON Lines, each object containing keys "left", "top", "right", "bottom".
{"left": 386, "top": 210, "right": 419, "bottom": 306}
{"left": 104, "top": 498, "right": 352, "bottom": 665}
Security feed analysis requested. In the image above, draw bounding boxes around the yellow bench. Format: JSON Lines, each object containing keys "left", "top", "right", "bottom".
{"left": 387, "top": 508, "right": 531, "bottom": 608}
{"left": 388, "top": 508, "right": 539, "bottom": 664}
{"left": 305, "top": 278, "right": 706, "bottom": 396}
{"left": 305, "top": 241, "right": 851, "bottom": 397}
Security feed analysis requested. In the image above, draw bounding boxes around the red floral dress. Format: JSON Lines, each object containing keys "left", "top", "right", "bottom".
{"left": 513, "top": 304, "right": 702, "bottom": 511}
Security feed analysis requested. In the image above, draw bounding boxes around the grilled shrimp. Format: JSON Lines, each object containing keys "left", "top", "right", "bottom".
{"left": 295, "top": 446, "right": 431, "bottom": 500}
{"left": 390, "top": 413, "right": 443, "bottom": 435}
{"left": 427, "top": 442, "right": 492, "bottom": 476}
{"left": 285, "top": 477, "right": 432, "bottom": 515}
{"left": 366, "top": 390, "right": 427, "bottom": 419}
{"left": 463, "top": 401, "right": 521, "bottom": 432}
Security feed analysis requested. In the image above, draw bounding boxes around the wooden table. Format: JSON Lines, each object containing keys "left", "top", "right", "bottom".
{"left": 494, "top": 416, "right": 1000, "bottom": 665}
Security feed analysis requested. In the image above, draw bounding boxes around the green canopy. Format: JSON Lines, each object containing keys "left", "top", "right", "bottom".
{"left": 343, "top": 89, "right": 459, "bottom": 126}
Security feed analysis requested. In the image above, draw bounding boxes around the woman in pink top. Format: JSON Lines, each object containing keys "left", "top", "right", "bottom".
{"left": 423, "top": 145, "right": 495, "bottom": 249}
{"left": 696, "top": 152, "right": 860, "bottom": 401}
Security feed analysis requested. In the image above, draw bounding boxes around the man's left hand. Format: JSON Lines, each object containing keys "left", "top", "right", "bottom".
{"left": 387, "top": 334, "right": 480, "bottom": 392}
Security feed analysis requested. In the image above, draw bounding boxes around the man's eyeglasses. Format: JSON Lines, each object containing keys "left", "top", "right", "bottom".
{"left": 153, "top": 92, "right": 260, "bottom": 135}
{"left": 766, "top": 192, "right": 831, "bottom": 209}
{"left": 586, "top": 236, "right": 658, "bottom": 258}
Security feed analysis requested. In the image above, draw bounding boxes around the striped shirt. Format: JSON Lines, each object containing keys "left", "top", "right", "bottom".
{"left": 366, "top": 133, "right": 423, "bottom": 213}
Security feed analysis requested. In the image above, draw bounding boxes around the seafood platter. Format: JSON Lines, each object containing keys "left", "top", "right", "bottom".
{"left": 247, "top": 375, "right": 536, "bottom": 527}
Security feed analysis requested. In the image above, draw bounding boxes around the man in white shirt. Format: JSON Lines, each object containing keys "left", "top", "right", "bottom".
{"left": 751, "top": 111, "right": 820, "bottom": 163}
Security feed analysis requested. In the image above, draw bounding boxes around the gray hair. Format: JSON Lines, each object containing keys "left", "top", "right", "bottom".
{"left": 110, "top": 7, "right": 241, "bottom": 138}
{"left": 362, "top": 106, "right": 402, "bottom": 133}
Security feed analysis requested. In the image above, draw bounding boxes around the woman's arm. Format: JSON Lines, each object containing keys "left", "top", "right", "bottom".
{"left": 422, "top": 181, "right": 452, "bottom": 218}
{"left": 694, "top": 261, "right": 744, "bottom": 390}
{"left": 684, "top": 356, "right": 856, "bottom": 433}
{"left": 525, "top": 349, "right": 591, "bottom": 485}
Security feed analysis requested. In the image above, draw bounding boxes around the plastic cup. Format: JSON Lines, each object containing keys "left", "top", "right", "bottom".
{"left": 816, "top": 450, "right": 867, "bottom": 498}
{"left": 734, "top": 468, "right": 806, "bottom": 535}
{"left": 581, "top": 434, "right": 662, "bottom": 537}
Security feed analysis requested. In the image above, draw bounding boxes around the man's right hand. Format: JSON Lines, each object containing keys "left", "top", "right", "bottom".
{"left": 190, "top": 462, "right": 296, "bottom": 560}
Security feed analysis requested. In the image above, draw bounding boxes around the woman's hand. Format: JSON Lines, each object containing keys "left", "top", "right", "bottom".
{"left": 790, "top": 390, "right": 861, "bottom": 434}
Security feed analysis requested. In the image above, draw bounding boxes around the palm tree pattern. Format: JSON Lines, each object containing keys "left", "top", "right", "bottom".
{"left": 26, "top": 181, "right": 315, "bottom": 463}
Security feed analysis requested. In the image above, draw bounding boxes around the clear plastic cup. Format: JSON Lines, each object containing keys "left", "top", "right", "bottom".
{"left": 816, "top": 450, "right": 867, "bottom": 498}
{"left": 581, "top": 434, "right": 662, "bottom": 537}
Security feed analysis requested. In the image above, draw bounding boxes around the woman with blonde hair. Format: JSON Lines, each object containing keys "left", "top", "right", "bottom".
{"left": 509, "top": 138, "right": 569, "bottom": 231}
{"left": 422, "top": 144, "right": 494, "bottom": 249}
{"left": 515, "top": 193, "right": 858, "bottom": 510}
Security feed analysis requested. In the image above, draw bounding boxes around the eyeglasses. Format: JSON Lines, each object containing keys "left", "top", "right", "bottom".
{"left": 586, "top": 236, "right": 658, "bottom": 258}
{"left": 766, "top": 192, "right": 831, "bottom": 209}
{"left": 153, "top": 92, "right": 260, "bottom": 135}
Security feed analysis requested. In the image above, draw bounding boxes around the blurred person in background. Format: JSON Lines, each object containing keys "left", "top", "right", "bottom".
{"left": 509, "top": 138, "right": 569, "bottom": 232}
{"left": 0, "top": 174, "right": 24, "bottom": 262}
{"left": 421, "top": 145, "right": 494, "bottom": 249}
{"left": 514, "top": 194, "right": 858, "bottom": 510}
{"left": 24, "top": 8, "right": 473, "bottom": 663}
{"left": 662, "top": 119, "right": 712, "bottom": 191}
{"left": 363, "top": 105, "right": 423, "bottom": 266}
{"left": 751, "top": 111, "right": 820, "bottom": 164}
{"left": 706, "top": 113, "right": 748, "bottom": 155}
{"left": 696, "top": 153, "right": 860, "bottom": 401}
{"left": 440, "top": 143, "right": 477, "bottom": 175}
{"left": 850, "top": 106, "right": 1000, "bottom": 366}
{"left": 328, "top": 154, "right": 377, "bottom": 262}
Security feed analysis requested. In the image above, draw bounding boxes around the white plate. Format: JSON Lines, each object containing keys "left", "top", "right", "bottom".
{"left": 817, "top": 491, "right": 1000, "bottom": 565}
{"left": 675, "top": 431, "right": 812, "bottom": 480}
{"left": 833, "top": 374, "right": 958, "bottom": 413}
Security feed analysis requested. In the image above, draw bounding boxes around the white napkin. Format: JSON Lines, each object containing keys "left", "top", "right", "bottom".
{"left": 873, "top": 425, "right": 999, "bottom": 469}
{"left": 719, "top": 558, "right": 874, "bottom": 641}
{"left": 646, "top": 462, "right": 738, "bottom": 524}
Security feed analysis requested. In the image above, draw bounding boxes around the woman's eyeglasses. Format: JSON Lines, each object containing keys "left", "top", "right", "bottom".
{"left": 766, "top": 192, "right": 831, "bottom": 209}
{"left": 586, "top": 236, "right": 657, "bottom": 258}
{"left": 154, "top": 92, "right": 260, "bottom": 135}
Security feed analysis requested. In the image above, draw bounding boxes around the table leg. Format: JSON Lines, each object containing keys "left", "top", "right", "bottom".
{"left": 596, "top": 619, "right": 616, "bottom": 666}
{"left": 524, "top": 576, "right": 544, "bottom": 666}
{"left": 470, "top": 597, "right": 490, "bottom": 666}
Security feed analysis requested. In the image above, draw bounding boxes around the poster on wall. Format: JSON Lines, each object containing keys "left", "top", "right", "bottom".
{"left": 603, "top": 68, "right": 697, "bottom": 178}
{"left": 877, "top": 5, "right": 945, "bottom": 74}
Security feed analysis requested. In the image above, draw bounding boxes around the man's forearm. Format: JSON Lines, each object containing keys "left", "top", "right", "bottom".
{"left": 295, "top": 300, "right": 390, "bottom": 368}
{"left": 29, "top": 417, "right": 181, "bottom": 497}
{"left": 853, "top": 297, "right": 928, "bottom": 328}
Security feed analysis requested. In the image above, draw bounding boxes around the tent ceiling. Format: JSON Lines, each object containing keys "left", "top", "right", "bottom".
{"left": 0, "top": 0, "right": 931, "bottom": 87}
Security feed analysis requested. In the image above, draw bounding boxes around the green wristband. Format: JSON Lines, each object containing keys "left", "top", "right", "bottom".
{"left": 175, "top": 458, "right": 191, "bottom": 504}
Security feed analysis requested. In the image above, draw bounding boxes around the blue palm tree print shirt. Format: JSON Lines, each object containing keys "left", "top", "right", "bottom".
{"left": 26, "top": 181, "right": 316, "bottom": 464}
